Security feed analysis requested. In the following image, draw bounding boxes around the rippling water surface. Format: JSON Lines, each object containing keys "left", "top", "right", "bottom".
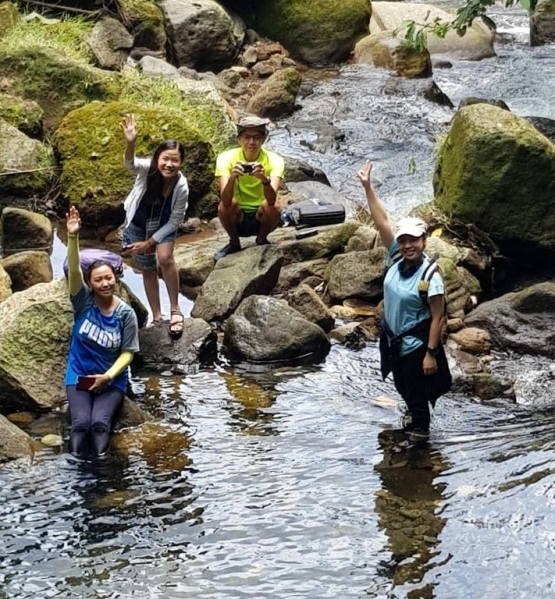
{"left": 3, "top": 345, "right": 555, "bottom": 598}
{"left": 3, "top": 5, "right": 555, "bottom": 598}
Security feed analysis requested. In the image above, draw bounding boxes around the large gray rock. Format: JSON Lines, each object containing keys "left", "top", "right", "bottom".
{"left": 1, "top": 207, "right": 53, "bottom": 254}
{"left": 0, "top": 414, "right": 34, "bottom": 463}
{"left": 87, "top": 17, "right": 134, "bottom": 69}
{"left": 136, "top": 317, "right": 217, "bottom": 373}
{"left": 274, "top": 258, "right": 329, "bottom": 294}
{"left": 370, "top": 2, "right": 495, "bottom": 60}
{"left": 160, "top": 0, "right": 245, "bottom": 71}
{"left": 465, "top": 282, "right": 555, "bottom": 357}
{"left": 283, "top": 156, "right": 330, "bottom": 185}
{"left": 191, "top": 245, "right": 284, "bottom": 322}
{"left": 327, "top": 247, "right": 387, "bottom": 302}
{"left": 223, "top": 295, "right": 330, "bottom": 363}
{"left": 1, "top": 250, "right": 53, "bottom": 292}
{"left": 531, "top": 0, "right": 555, "bottom": 46}
{"left": 287, "top": 284, "right": 334, "bottom": 332}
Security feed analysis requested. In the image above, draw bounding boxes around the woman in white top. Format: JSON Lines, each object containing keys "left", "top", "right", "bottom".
{"left": 120, "top": 114, "right": 189, "bottom": 338}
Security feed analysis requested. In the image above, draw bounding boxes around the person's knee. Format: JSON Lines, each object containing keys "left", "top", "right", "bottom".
{"left": 158, "top": 253, "right": 175, "bottom": 270}
{"left": 218, "top": 200, "right": 241, "bottom": 222}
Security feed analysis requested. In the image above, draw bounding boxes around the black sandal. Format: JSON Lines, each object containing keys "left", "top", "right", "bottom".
{"left": 168, "top": 310, "right": 184, "bottom": 339}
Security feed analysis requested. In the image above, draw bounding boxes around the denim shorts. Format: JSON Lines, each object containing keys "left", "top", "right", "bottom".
{"left": 122, "top": 222, "right": 176, "bottom": 271}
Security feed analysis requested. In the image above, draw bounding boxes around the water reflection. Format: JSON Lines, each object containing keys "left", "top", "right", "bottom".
{"left": 374, "top": 432, "right": 448, "bottom": 598}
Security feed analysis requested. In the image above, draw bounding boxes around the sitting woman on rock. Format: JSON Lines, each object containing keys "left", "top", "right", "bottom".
{"left": 120, "top": 113, "right": 189, "bottom": 338}
{"left": 65, "top": 205, "right": 139, "bottom": 459}
{"left": 357, "top": 160, "right": 451, "bottom": 450}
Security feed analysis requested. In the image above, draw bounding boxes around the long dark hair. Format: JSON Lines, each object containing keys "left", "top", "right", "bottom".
{"left": 144, "top": 140, "right": 185, "bottom": 204}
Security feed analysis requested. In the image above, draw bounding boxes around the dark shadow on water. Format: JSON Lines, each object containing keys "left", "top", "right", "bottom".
{"left": 373, "top": 429, "right": 450, "bottom": 599}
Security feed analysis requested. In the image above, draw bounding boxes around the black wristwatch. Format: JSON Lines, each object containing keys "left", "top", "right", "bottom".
{"left": 426, "top": 346, "right": 439, "bottom": 358}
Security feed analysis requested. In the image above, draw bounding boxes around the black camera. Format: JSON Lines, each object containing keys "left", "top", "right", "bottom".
{"left": 241, "top": 162, "right": 255, "bottom": 173}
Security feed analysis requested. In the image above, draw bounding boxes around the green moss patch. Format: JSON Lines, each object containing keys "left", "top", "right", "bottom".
{"left": 0, "top": 94, "right": 44, "bottom": 136}
{"left": 54, "top": 101, "right": 215, "bottom": 225}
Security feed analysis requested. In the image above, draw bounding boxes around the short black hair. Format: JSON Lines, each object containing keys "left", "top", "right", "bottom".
{"left": 84, "top": 260, "right": 117, "bottom": 285}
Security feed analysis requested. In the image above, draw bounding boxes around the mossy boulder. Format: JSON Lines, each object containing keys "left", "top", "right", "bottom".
{"left": 246, "top": 67, "right": 303, "bottom": 119}
{"left": 354, "top": 32, "right": 432, "bottom": 78}
{"left": 434, "top": 104, "right": 555, "bottom": 253}
{"left": 1, "top": 251, "right": 53, "bottom": 292}
{"left": 0, "top": 264, "right": 11, "bottom": 302}
{"left": 0, "top": 94, "right": 43, "bottom": 137}
{"left": 116, "top": 0, "right": 167, "bottom": 51}
{"left": 0, "top": 120, "right": 54, "bottom": 198}
{"left": 0, "top": 48, "right": 118, "bottom": 131}
{"left": 0, "top": 2, "right": 19, "bottom": 38}
{"left": 0, "top": 279, "right": 72, "bottom": 413}
{"left": 1, "top": 208, "right": 53, "bottom": 253}
{"left": 254, "top": 0, "right": 372, "bottom": 65}
{"left": 531, "top": 0, "right": 555, "bottom": 46}
{"left": 54, "top": 101, "right": 215, "bottom": 226}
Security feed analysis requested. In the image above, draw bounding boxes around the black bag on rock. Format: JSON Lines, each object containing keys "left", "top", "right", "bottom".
{"left": 285, "top": 199, "right": 346, "bottom": 227}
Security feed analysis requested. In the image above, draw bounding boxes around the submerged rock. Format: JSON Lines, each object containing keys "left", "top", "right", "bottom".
{"left": 136, "top": 317, "right": 217, "bottom": 373}
{"left": 0, "top": 414, "right": 34, "bottom": 463}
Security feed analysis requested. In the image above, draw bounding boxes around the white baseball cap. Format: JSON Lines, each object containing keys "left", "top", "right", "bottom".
{"left": 395, "top": 217, "right": 428, "bottom": 239}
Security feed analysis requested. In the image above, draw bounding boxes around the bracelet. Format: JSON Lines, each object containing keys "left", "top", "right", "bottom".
{"left": 262, "top": 178, "right": 271, "bottom": 186}
{"left": 426, "top": 346, "right": 439, "bottom": 358}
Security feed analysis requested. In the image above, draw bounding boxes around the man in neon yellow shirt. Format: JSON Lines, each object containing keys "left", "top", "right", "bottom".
{"left": 214, "top": 116, "right": 285, "bottom": 261}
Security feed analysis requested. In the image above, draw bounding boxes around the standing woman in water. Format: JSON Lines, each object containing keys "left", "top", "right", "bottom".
{"left": 120, "top": 114, "right": 189, "bottom": 338}
{"left": 65, "top": 205, "right": 139, "bottom": 458}
{"left": 357, "top": 160, "right": 451, "bottom": 450}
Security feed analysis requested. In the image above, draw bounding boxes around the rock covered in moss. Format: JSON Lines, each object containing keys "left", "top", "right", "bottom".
{"left": 0, "top": 49, "right": 118, "bottom": 131}
{"left": 0, "top": 94, "right": 43, "bottom": 136}
{"left": 530, "top": 0, "right": 555, "bottom": 46}
{"left": 254, "top": 0, "right": 372, "bottom": 65}
{"left": 1, "top": 251, "right": 53, "bottom": 292}
{"left": 0, "top": 279, "right": 72, "bottom": 412}
{"left": 0, "top": 2, "right": 19, "bottom": 39}
{"left": 54, "top": 101, "right": 215, "bottom": 226}
{"left": 434, "top": 104, "right": 555, "bottom": 254}
{"left": 0, "top": 264, "right": 11, "bottom": 303}
{"left": 117, "top": 0, "right": 167, "bottom": 52}
{"left": 0, "top": 120, "right": 54, "bottom": 198}
{"left": 1, "top": 207, "right": 53, "bottom": 253}
{"left": 354, "top": 32, "right": 432, "bottom": 78}
{"left": 247, "top": 67, "right": 302, "bottom": 119}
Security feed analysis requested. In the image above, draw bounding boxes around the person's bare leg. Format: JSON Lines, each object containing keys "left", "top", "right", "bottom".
{"left": 142, "top": 269, "right": 162, "bottom": 323}
{"left": 256, "top": 200, "right": 281, "bottom": 244}
{"left": 157, "top": 242, "right": 181, "bottom": 333}
{"left": 218, "top": 199, "right": 243, "bottom": 246}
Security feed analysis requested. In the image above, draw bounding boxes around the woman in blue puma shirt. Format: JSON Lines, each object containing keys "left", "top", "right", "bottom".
{"left": 65, "top": 205, "right": 139, "bottom": 458}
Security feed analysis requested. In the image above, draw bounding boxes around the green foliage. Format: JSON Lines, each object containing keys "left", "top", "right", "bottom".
{"left": 402, "top": 0, "right": 538, "bottom": 49}
{"left": 1, "top": 13, "right": 94, "bottom": 62}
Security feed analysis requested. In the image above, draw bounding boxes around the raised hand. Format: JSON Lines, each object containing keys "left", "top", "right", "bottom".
{"left": 66, "top": 205, "right": 81, "bottom": 235}
{"left": 356, "top": 160, "right": 373, "bottom": 188}
{"left": 120, "top": 114, "right": 137, "bottom": 144}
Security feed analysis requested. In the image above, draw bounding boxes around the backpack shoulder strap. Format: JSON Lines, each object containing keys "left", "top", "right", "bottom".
{"left": 418, "top": 254, "right": 440, "bottom": 304}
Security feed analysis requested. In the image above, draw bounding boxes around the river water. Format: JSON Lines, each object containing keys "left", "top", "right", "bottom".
{"left": 2, "top": 5, "right": 555, "bottom": 599}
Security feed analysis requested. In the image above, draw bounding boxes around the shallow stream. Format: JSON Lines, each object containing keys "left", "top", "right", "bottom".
{"left": 2, "top": 5, "right": 555, "bottom": 598}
